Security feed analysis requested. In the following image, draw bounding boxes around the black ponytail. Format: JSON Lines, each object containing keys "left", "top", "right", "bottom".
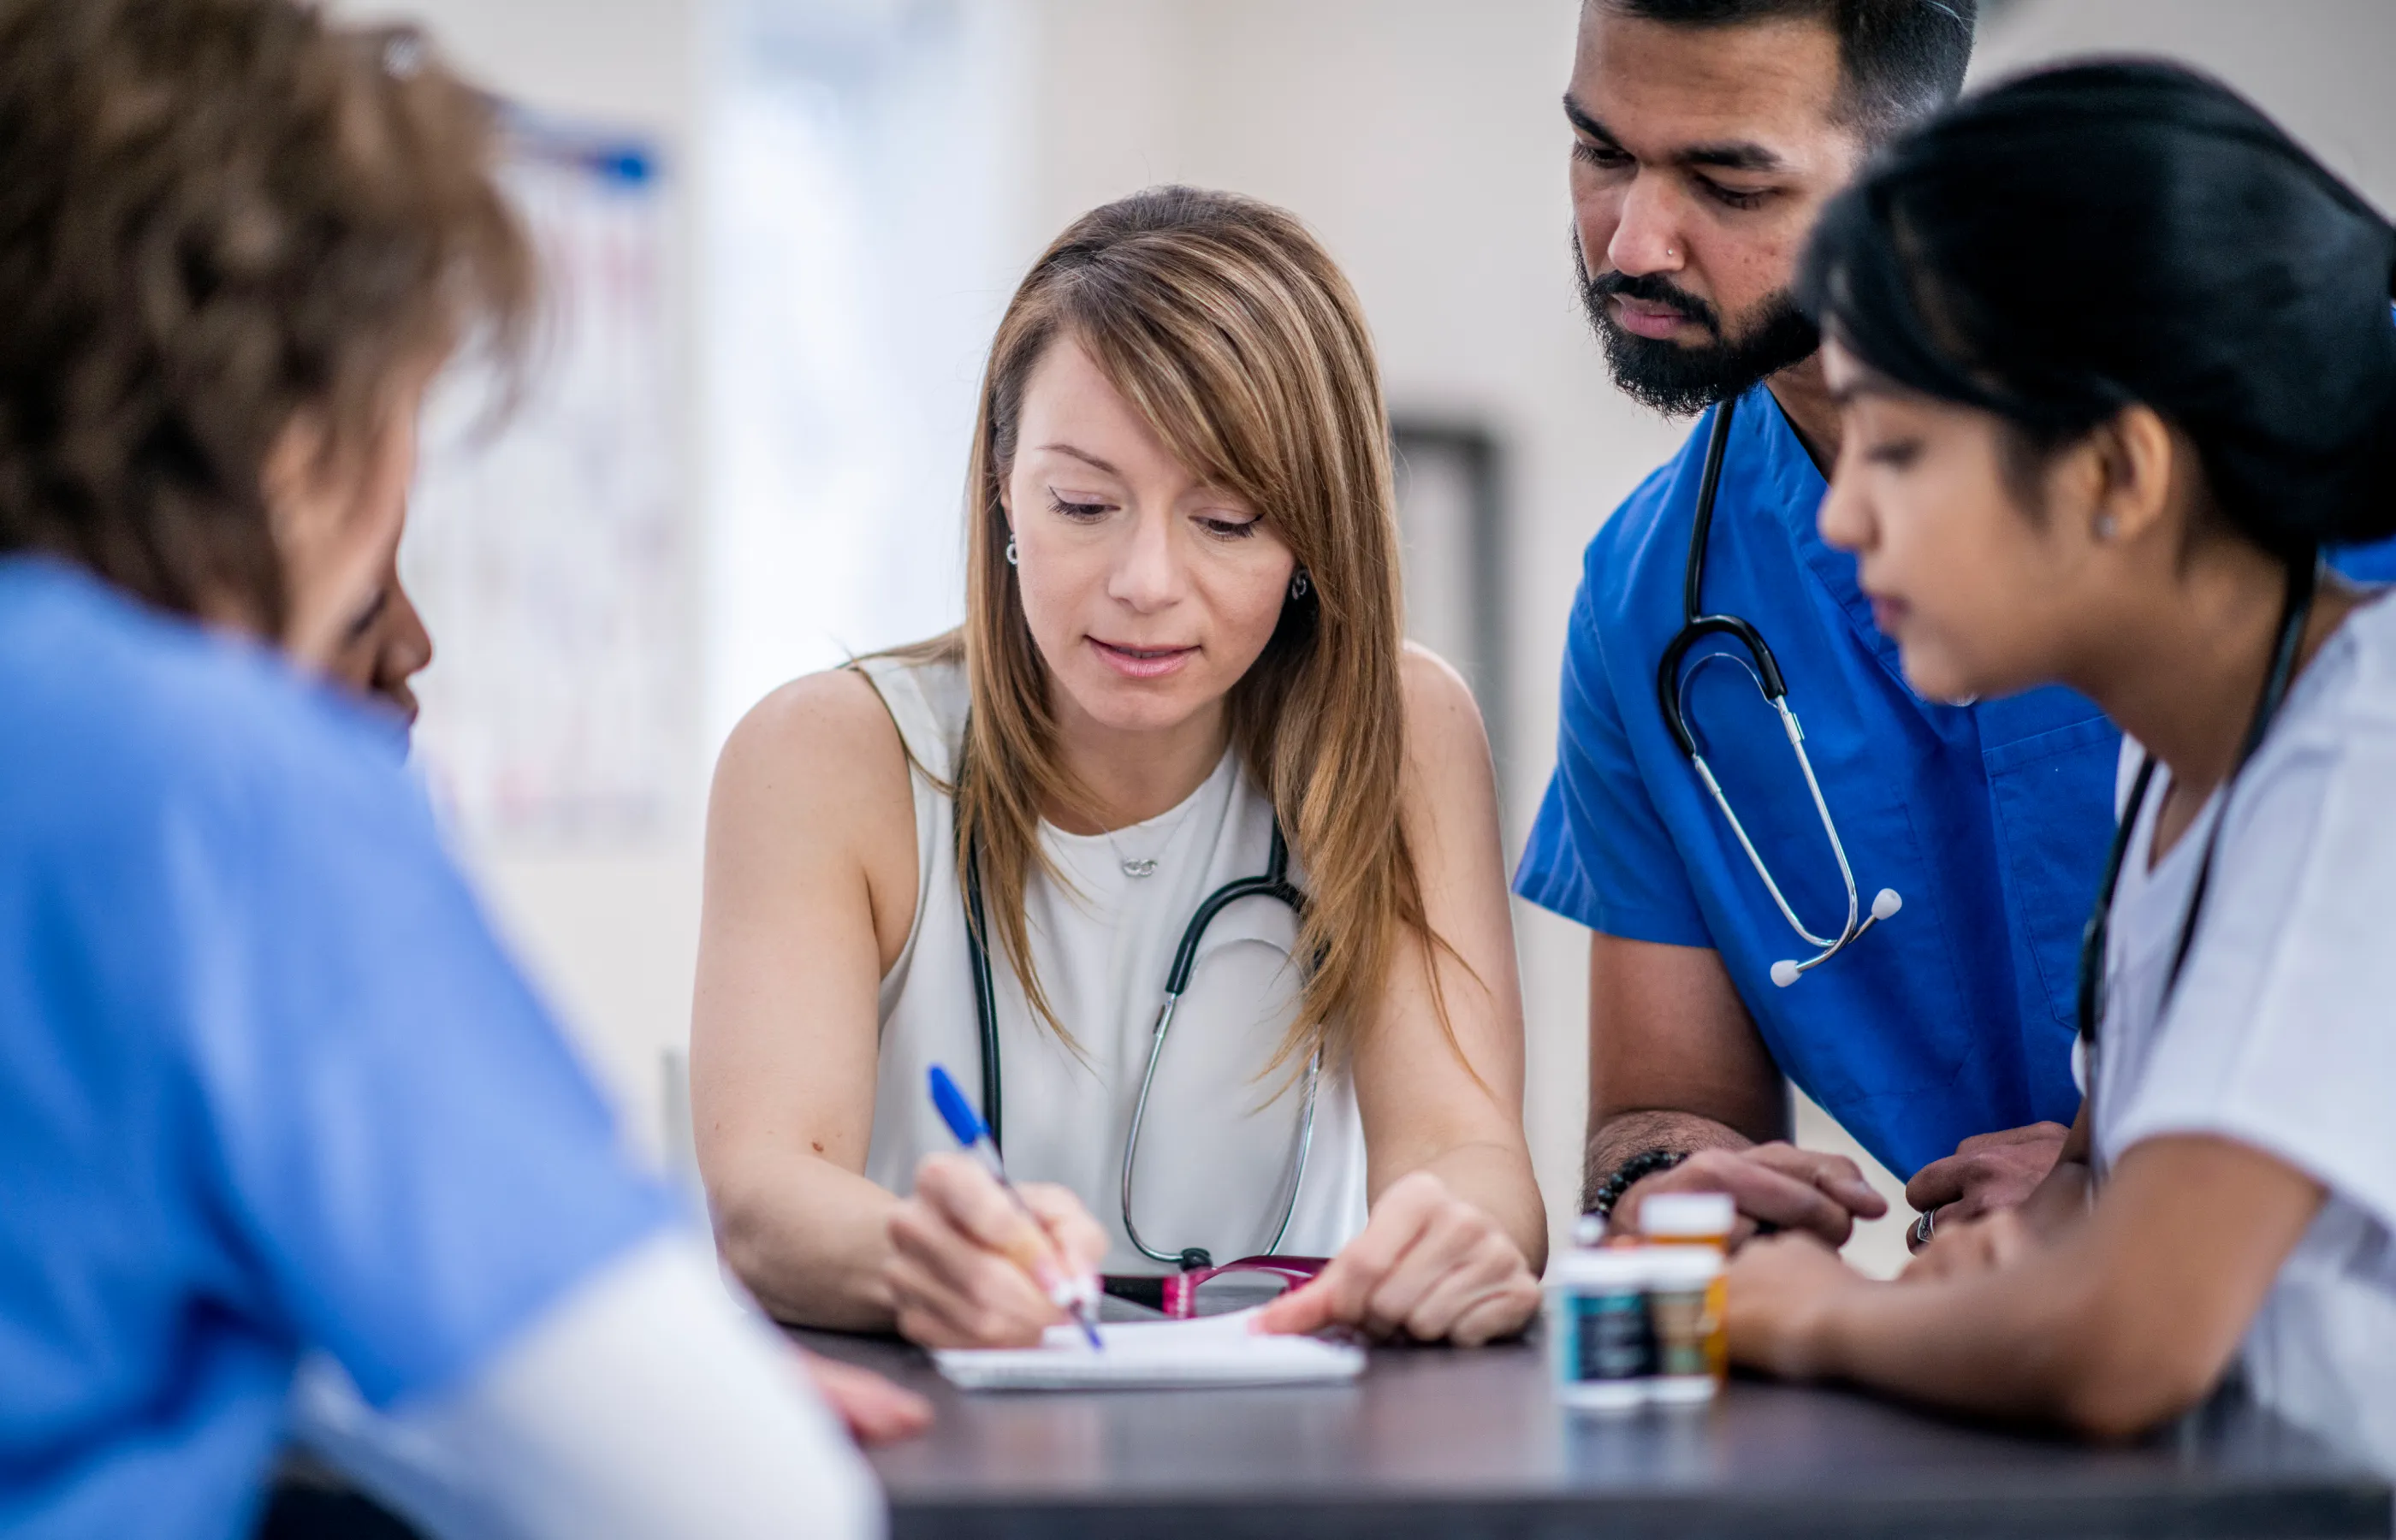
{"left": 1800, "top": 59, "right": 2396, "bottom": 555}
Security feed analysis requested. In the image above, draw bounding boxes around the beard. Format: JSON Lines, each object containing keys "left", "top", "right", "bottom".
{"left": 1574, "top": 235, "right": 1818, "bottom": 417}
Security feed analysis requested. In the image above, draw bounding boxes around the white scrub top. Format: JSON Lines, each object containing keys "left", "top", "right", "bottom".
{"left": 2095, "top": 589, "right": 2396, "bottom": 1472}
{"left": 852, "top": 651, "right": 1369, "bottom": 1275}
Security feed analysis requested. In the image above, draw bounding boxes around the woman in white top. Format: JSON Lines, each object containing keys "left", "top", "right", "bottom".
{"left": 694, "top": 187, "right": 1546, "bottom": 1348}
{"left": 1723, "top": 61, "right": 2396, "bottom": 1466}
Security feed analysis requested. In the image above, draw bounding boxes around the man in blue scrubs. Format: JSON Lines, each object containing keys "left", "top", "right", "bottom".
{"left": 1527, "top": 0, "right": 2396, "bottom": 1247}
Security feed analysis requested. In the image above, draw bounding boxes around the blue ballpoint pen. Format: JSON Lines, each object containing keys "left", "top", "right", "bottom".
{"left": 927, "top": 1064, "right": 1105, "bottom": 1350}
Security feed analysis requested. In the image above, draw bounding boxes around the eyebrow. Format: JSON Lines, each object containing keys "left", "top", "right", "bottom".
{"left": 1563, "top": 92, "right": 1790, "bottom": 175}
{"left": 1034, "top": 443, "right": 1122, "bottom": 477}
{"left": 1826, "top": 371, "right": 1905, "bottom": 408}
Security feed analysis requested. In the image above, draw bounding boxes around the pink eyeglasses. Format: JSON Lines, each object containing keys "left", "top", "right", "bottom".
{"left": 1104, "top": 1255, "right": 1328, "bottom": 1319}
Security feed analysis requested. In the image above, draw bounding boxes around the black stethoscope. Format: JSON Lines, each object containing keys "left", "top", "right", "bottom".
{"left": 2074, "top": 554, "right": 2319, "bottom": 1170}
{"left": 962, "top": 823, "right": 1318, "bottom": 1270}
{"left": 1657, "top": 394, "right": 1904, "bottom": 986}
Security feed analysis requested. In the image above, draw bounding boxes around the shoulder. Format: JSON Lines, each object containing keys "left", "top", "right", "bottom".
{"left": 0, "top": 561, "right": 412, "bottom": 848}
{"left": 706, "top": 663, "right": 926, "bottom": 967}
{"left": 1397, "top": 642, "right": 1496, "bottom": 795}
{"left": 2221, "top": 591, "right": 2396, "bottom": 864}
{"left": 1399, "top": 642, "right": 1485, "bottom": 737}
{"left": 1578, "top": 416, "right": 1712, "bottom": 585}
{"left": 1560, "top": 416, "right": 1718, "bottom": 685}
{"left": 2280, "top": 589, "right": 2396, "bottom": 757}
{"left": 712, "top": 666, "right": 913, "bottom": 830}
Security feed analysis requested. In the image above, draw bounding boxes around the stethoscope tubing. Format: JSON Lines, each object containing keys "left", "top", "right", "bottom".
{"left": 963, "top": 819, "right": 1317, "bottom": 1270}
{"left": 1658, "top": 396, "right": 1887, "bottom": 980}
{"left": 2077, "top": 555, "right": 2319, "bottom": 1176}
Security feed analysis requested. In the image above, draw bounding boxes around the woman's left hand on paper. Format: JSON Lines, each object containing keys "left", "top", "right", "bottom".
{"left": 1253, "top": 1170, "right": 1540, "bottom": 1346}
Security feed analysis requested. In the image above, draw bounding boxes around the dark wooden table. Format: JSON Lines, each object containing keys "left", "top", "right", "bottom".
{"left": 798, "top": 1326, "right": 2392, "bottom": 1540}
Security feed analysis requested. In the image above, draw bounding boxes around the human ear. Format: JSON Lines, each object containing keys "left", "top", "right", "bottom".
{"left": 2082, "top": 405, "right": 2177, "bottom": 547}
{"left": 260, "top": 408, "right": 336, "bottom": 554}
{"left": 261, "top": 405, "right": 408, "bottom": 669}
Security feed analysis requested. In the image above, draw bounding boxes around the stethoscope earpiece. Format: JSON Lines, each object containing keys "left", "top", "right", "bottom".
{"left": 1772, "top": 887, "right": 1903, "bottom": 987}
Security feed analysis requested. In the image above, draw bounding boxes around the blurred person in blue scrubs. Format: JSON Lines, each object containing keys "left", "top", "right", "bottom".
{"left": 290, "top": 470, "right": 930, "bottom": 1527}
{"left": 1521, "top": 0, "right": 2396, "bottom": 1248}
{"left": 0, "top": 3, "right": 901, "bottom": 1537}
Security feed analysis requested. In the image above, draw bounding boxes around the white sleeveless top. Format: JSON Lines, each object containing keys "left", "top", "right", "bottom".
{"left": 855, "top": 653, "right": 1368, "bottom": 1275}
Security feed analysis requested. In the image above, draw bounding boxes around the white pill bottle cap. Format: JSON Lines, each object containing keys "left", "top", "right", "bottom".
{"left": 1640, "top": 1191, "right": 1736, "bottom": 1241}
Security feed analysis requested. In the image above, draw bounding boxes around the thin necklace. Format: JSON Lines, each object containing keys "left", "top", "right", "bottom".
{"left": 1092, "top": 766, "right": 1213, "bottom": 880}
{"left": 1106, "top": 831, "right": 1159, "bottom": 880}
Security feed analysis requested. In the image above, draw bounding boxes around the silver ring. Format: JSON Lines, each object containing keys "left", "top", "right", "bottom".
{"left": 1911, "top": 1209, "right": 1936, "bottom": 1248}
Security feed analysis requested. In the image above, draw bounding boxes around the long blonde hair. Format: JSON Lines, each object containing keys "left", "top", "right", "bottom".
{"left": 913, "top": 185, "right": 1448, "bottom": 1075}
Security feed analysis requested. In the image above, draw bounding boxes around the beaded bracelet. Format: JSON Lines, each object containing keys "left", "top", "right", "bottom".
{"left": 1589, "top": 1147, "right": 1687, "bottom": 1219}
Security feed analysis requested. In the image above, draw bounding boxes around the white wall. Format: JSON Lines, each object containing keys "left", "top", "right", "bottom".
{"left": 341, "top": 0, "right": 2396, "bottom": 1251}
{"left": 1975, "top": 0, "right": 2396, "bottom": 211}
{"left": 333, "top": 0, "right": 709, "bottom": 1160}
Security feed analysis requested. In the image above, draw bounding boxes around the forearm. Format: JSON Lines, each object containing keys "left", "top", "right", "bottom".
{"left": 306, "top": 1232, "right": 883, "bottom": 1540}
{"left": 1402, "top": 1138, "right": 1550, "bottom": 1274}
{"left": 711, "top": 1156, "right": 905, "bottom": 1332}
{"left": 1581, "top": 1109, "right": 1755, "bottom": 1211}
{"left": 1582, "top": 935, "right": 1790, "bottom": 1211}
{"left": 1803, "top": 1234, "right": 2207, "bottom": 1441}
{"left": 2016, "top": 1158, "right": 2093, "bottom": 1241}
{"left": 1808, "top": 1259, "right": 2097, "bottom": 1426}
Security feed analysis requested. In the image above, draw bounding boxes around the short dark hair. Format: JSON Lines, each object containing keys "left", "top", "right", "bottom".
{"left": 1600, "top": 0, "right": 1978, "bottom": 143}
{"left": 0, "top": 0, "right": 534, "bottom": 632}
{"left": 1802, "top": 60, "right": 2396, "bottom": 556}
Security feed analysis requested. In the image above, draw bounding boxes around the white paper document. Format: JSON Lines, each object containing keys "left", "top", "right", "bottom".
{"left": 930, "top": 1307, "right": 1366, "bottom": 1391}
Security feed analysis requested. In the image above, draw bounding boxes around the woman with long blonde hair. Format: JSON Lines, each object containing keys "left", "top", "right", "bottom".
{"left": 693, "top": 186, "right": 1545, "bottom": 1347}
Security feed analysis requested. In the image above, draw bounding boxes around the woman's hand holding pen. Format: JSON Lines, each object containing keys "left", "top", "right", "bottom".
{"left": 1254, "top": 1170, "right": 1541, "bottom": 1347}
{"left": 884, "top": 1152, "right": 1110, "bottom": 1348}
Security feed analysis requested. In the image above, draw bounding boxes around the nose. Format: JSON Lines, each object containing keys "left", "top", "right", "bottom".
{"left": 1816, "top": 454, "right": 1875, "bottom": 556}
{"left": 1605, "top": 171, "right": 1684, "bottom": 278}
{"left": 384, "top": 578, "right": 433, "bottom": 675}
{"left": 1107, "top": 506, "right": 1186, "bottom": 613}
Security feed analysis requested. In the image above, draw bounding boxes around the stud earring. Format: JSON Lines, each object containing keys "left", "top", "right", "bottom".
{"left": 2093, "top": 516, "right": 2118, "bottom": 541}
{"left": 1005, "top": 536, "right": 1017, "bottom": 566}
{"left": 1290, "top": 570, "right": 1310, "bottom": 601}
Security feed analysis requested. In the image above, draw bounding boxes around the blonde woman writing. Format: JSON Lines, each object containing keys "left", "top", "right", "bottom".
{"left": 693, "top": 187, "right": 1545, "bottom": 1348}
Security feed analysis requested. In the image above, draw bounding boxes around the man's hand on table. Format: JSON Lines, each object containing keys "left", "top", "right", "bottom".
{"left": 1897, "top": 1207, "right": 2031, "bottom": 1285}
{"left": 1615, "top": 1142, "right": 1886, "bottom": 1248}
{"left": 1903, "top": 1122, "right": 2068, "bottom": 1252}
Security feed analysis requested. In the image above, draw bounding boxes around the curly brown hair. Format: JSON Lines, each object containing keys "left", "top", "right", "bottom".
{"left": 0, "top": 0, "right": 534, "bottom": 631}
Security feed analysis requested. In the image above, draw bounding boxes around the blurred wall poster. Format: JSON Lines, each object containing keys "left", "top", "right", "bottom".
{"left": 402, "top": 114, "right": 686, "bottom": 843}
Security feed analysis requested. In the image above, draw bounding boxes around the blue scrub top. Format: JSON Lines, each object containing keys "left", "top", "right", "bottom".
{"left": 1517, "top": 386, "right": 2396, "bottom": 1180}
{"left": 0, "top": 558, "right": 679, "bottom": 1540}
